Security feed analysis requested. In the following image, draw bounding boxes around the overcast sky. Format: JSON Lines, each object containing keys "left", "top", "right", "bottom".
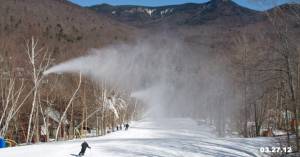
{"left": 68, "top": 0, "right": 295, "bottom": 11}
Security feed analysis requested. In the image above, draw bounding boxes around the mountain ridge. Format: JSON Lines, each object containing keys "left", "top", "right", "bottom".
{"left": 88, "top": 0, "right": 264, "bottom": 27}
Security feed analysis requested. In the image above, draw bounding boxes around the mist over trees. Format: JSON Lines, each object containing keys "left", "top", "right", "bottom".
{"left": 0, "top": 37, "right": 141, "bottom": 144}
{"left": 0, "top": 0, "right": 300, "bottom": 155}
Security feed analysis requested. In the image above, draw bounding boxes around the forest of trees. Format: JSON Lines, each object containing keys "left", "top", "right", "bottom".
{"left": 0, "top": 37, "right": 143, "bottom": 145}
{"left": 197, "top": 3, "right": 300, "bottom": 151}
{"left": 0, "top": 0, "right": 299, "bottom": 154}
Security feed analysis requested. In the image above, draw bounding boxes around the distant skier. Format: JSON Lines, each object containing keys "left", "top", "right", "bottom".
{"left": 78, "top": 141, "right": 91, "bottom": 156}
{"left": 125, "top": 124, "right": 129, "bottom": 130}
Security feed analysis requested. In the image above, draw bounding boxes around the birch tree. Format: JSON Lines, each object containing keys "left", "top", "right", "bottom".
{"left": 25, "top": 37, "right": 51, "bottom": 143}
{"left": 0, "top": 78, "right": 25, "bottom": 137}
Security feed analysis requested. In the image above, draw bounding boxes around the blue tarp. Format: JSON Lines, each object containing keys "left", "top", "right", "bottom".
{"left": 0, "top": 137, "right": 5, "bottom": 148}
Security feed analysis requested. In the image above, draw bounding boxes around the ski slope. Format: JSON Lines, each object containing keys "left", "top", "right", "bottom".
{"left": 0, "top": 118, "right": 276, "bottom": 157}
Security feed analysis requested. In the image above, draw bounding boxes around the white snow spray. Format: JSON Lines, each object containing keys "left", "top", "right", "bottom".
{"left": 44, "top": 35, "right": 230, "bottom": 118}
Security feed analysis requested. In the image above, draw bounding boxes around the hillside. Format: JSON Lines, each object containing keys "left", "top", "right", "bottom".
{"left": 88, "top": 0, "right": 300, "bottom": 60}
{"left": 89, "top": 0, "right": 300, "bottom": 60}
{"left": 89, "top": 0, "right": 265, "bottom": 27}
{"left": 0, "top": 0, "right": 138, "bottom": 143}
{"left": 0, "top": 0, "right": 136, "bottom": 66}
{"left": 0, "top": 0, "right": 300, "bottom": 154}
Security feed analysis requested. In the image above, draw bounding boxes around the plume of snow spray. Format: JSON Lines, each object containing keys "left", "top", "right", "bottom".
{"left": 44, "top": 35, "right": 229, "bottom": 118}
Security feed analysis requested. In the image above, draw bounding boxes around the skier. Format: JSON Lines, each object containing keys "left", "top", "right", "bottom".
{"left": 125, "top": 124, "right": 129, "bottom": 130}
{"left": 78, "top": 141, "right": 91, "bottom": 156}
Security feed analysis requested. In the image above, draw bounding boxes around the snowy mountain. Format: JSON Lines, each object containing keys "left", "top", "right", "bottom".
{"left": 88, "top": 0, "right": 264, "bottom": 27}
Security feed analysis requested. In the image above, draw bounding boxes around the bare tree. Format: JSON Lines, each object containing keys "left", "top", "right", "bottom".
{"left": 0, "top": 78, "right": 25, "bottom": 137}
{"left": 266, "top": 9, "right": 300, "bottom": 151}
{"left": 25, "top": 37, "right": 51, "bottom": 143}
{"left": 55, "top": 73, "right": 81, "bottom": 140}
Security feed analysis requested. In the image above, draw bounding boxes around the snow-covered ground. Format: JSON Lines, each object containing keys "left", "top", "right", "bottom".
{"left": 0, "top": 118, "right": 277, "bottom": 157}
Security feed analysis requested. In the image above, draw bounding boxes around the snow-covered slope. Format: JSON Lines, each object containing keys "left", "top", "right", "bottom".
{"left": 0, "top": 118, "right": 276, "bottom": 157}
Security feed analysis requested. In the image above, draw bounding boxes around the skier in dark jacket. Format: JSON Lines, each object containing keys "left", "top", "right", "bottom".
{"left": 79, "top": 141, "right": 91, "bottom": 156}
{"left": 125, "top": 124, "right": 129, "bottom": 130}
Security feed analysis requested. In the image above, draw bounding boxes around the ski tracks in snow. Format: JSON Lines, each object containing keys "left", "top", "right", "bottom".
{"left": 0, "top": 118, "right": 276, "bottom": 157}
